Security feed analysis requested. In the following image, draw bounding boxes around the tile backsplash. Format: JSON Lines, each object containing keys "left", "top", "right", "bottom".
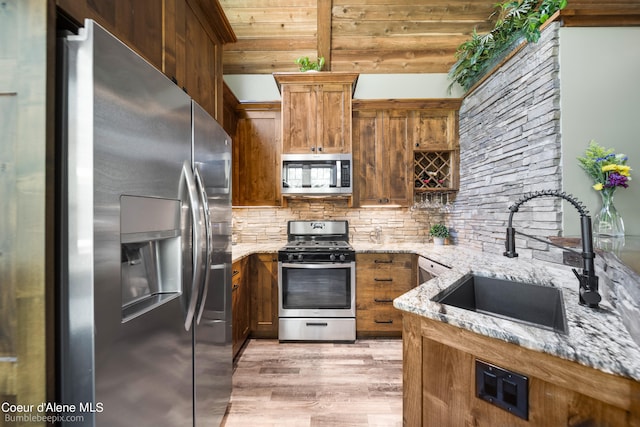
{"left": 232, "top": 199, "right": 446, "bottom": 244}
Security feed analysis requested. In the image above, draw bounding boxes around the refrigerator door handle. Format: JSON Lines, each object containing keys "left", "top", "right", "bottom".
{"left": 182, "top": 160, "right": 204, "bottom": 331}
{"left": 194, "top": 165, "right": 212, "bottom": 324}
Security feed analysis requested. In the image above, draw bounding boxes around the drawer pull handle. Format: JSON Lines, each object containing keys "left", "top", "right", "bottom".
{"left": 232, "top": 283, "right": 239, "bottom": 291}
{"left": 374, "top": 260, "right": 393, "bottom": 264}
{"left": 232, "top": 269, "right": 240, "bottom": 276}
{"left": 374, "top": 278, "right": 393, "bottom": 282}
{"left": 374, "top": 320, "right": 393, "bottom": 324}
{"left": 306, "top": 322, "right": 328, "bottom": 327}
{"left": 374, "top": 298, "right": 393, "bottom": 303}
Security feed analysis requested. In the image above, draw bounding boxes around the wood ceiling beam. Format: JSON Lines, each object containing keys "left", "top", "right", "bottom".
{"left": 317, "top": 0, "right": 332, "bottom": 70}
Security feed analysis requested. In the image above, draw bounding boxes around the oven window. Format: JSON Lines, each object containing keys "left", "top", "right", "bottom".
{"left": 282, "top": 267, "right": 351, "bottom": 309}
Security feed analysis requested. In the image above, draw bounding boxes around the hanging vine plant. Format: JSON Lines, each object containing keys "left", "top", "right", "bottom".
{"left": 448, "top": 0, "right": 568, "bottom": 92}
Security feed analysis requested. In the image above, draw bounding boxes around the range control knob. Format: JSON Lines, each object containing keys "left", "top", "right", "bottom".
{"left": 339, "top": 254, "right": 346, "bottom": 262}
{"left": 297, "top": 254, "right": 304, "bottom": 262}
{"left": 287, "top": 253, "right": 294, "bottom": 262}
{"left": 330, "top": 253, "right": 336, "bottom": 261}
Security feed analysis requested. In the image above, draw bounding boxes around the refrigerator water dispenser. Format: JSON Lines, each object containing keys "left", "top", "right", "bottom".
{"left": 120, "top": 195, "right": 182, "bottom": 322}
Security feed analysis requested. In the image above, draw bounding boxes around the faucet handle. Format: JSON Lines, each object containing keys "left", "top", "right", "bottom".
{"left": 572, "top": 268, "right": 601, "bottom": 308}
{"left": 503, "top": 227, "right": 518, "bottom": 258}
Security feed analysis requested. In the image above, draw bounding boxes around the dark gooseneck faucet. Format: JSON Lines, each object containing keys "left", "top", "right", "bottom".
{"left": 503, "top": 190, "right": 601, "bottom": 308}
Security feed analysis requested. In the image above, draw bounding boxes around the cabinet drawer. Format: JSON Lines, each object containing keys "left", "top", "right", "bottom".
{"left": 357, "top": 253, "right": 413, "bottom": 269}
{"left": 357, "top": 268, "right": 413, "bottom": 288}
{"left": 356, "top": 307, "right": 403, "bottom": 332}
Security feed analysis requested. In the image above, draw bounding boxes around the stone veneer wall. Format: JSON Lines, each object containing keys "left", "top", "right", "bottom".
{"left": 232, "top": 199, "right": 445, "bottom": 245}
{"left": 450, "top": 22, "right": 564, "bottom": 261}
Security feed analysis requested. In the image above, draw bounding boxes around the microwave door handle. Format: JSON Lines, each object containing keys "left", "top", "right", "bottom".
{"left": 182, "top": 161, "right": 203, "bottom": 331}
{"left": 194, "top": 166, "right": 211, "bottom": 324}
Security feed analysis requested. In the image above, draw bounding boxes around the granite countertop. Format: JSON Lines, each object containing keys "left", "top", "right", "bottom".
{"left": 231, "top": 242, "right": 282, "bottom": 262}
{"left": 381, "top": 244, "right": 640, "bottom": 382}
{"left": 231, "top": 241, "right": 640, "bottom": 381}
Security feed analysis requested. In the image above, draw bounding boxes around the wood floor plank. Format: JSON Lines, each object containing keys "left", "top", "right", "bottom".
{"left": 222, "top": 339, "right": 402, "bottom": 426}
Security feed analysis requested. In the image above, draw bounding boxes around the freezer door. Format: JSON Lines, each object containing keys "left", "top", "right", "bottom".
{"left": 192, "top": 101, "right": 233, "bottom": 426}
{"left": 61, "top": 20, "right": 194, "bottom": 426}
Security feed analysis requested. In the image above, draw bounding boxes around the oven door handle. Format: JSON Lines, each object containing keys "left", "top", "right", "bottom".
{"left": 281, "top": 263, "right": 352, "bottom": 269}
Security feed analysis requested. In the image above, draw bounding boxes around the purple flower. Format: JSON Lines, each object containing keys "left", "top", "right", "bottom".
{"left": 606, "top": 172, "right": 629, "bottom": 188}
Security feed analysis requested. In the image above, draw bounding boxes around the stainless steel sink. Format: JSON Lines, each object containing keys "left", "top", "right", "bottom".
{"left": 431, "top": 274, "right": 568, "bottom": 334}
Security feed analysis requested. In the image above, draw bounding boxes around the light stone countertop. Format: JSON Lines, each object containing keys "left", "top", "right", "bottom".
{"left": 231, "top": 242, "right": 282, "bottom": 262}
{"left": 232, "top": 241, "right": 640, "bottom": 381}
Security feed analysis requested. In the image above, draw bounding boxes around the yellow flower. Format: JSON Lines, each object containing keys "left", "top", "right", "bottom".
{"left": 601, "top": 164, "right": 632, "bottom": 176}
{"left": 593, "top": 183, "right": 603, "bottom": 191}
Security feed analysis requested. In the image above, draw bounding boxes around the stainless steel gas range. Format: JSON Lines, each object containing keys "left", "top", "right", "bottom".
{"left": 277, "top": 220, "right": 356, "bottom": 342}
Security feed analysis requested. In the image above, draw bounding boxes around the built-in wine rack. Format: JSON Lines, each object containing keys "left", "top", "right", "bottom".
{"left": 413, "top": 151, "right": 458, "bottom": 192}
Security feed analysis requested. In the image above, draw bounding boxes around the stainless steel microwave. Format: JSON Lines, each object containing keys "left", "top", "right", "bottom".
{"left": 282, "top": 153, "right": 352, "bottom": 195}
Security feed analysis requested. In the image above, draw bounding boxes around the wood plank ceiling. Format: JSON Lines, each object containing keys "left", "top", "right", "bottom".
{"left": 219, "top": 0, "right": 640, "bottom": 75}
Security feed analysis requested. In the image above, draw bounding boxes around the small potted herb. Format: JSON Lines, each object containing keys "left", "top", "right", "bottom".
{"left": 295, "top": 56, "right": 325, "bottom": 72}
{"left": 429, "top": 224, "right": 450, "bottom": 246}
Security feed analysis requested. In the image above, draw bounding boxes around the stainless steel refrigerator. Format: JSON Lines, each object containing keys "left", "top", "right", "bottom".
{"left": 58, "top": 19, "right": 232, "bottom": 426}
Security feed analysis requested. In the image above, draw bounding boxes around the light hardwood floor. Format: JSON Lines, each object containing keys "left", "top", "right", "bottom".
{"left": 222, "top": 339, "right": 403, "bottom": 427}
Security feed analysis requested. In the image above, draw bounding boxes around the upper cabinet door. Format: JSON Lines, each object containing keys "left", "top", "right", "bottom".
{"left": 319, "top": 83, "right": 352, "bottom": 154}
{"left": 281, "top": 84, "right": 317, "bottom": 153}
{"left": 275, "top": 72, "right": 358, "bottom": 154}
{"left": 412, "top": 109, "right": 458, "bottom": 151}
{"left": 353, "top": 109, "right": 411, "bottom": 207}
{"left": 232, "top": 106, "right": 282, "bottom": 207}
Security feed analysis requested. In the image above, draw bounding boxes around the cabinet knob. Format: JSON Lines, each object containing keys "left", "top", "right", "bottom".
{"left": 415, "top": 142, "right": 420, "bottom": 147}
{"left": 311, "top": 146, "right": 316, "bottom": 152}
{"left": 318, "top": 146, "right": 323, "bottom": 152}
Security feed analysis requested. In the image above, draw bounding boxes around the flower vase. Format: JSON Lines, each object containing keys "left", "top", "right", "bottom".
{"left": 593, "top": 188, "right": 625, "bottom": 237}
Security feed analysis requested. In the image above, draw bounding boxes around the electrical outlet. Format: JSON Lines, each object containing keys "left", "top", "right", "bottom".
{"left": 475, "top": 359, "right": 528, "bottom": 420}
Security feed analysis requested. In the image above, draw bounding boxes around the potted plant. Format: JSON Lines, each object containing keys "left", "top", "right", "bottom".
{"left": 429, "top": 224, "right": 450, "bottom": 246}
{"left": 295, "top": 56, "right": 325, "bottom": 72}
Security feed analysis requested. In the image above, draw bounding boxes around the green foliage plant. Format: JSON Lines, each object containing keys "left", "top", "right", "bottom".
{"left": 295, "top": 56, "right": 325, "bottom": 72}
{"left": 429, "top": 224, "right": 450, "bottom": 239}
{"left": 448, "top": 0, "right": 568, "bottom": 92}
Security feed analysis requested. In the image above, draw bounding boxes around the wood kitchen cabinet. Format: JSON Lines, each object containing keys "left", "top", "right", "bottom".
{"left": 231, "top": 257, "right": 249, "bottom": 358}
{"left": 402, "top": 312, "right": 640, "bottom": 426}
{"left": 57, "top": 0, "right": 236, "bottom": 122}
{"left": 411, "top": 103, "right": 461, "bottom": 193}
{"left": 249, "top": 253, "right": 279, "bottom": 338}
{"left": 274, "top": 72, "right": 358, "bottom": 154}
{"left": 356, "top": 253, "right": 416, "bottom": 337}
{"left": 412, "top": 108, "right": 458, "bottom": 150}
{"left": 232, "top": 103, "right": 281, "bottom": 206}
{"left": 57, "top": 0, "right": 164, "bottom": 71}
{"left": 353, "top": 107, "right": 412, "bottom": 207}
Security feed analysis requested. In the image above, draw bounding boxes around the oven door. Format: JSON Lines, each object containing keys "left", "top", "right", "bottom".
{"left": 278, "top": 261, "right": 356, "bottom": 318}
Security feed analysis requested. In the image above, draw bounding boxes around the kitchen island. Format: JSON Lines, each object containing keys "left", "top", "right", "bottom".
{"left": 388, "top": 243, "right": 640, "bottom": 426}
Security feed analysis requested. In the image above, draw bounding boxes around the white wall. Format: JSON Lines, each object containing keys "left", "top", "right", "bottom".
{"left": 223, "top": 73, "right": 463, "bottom": 102}
{"left": 560, "top": 27, "right": 640, "bottom": 236}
